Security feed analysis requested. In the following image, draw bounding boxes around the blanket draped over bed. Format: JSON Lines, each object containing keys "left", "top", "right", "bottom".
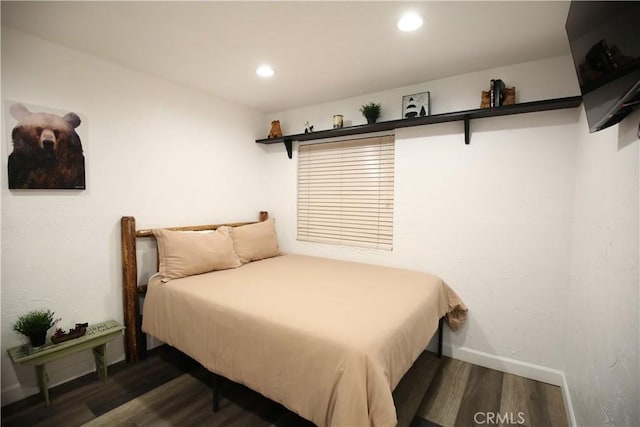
{"left": 142, "top": 254, "right": 467, "bottom": 427}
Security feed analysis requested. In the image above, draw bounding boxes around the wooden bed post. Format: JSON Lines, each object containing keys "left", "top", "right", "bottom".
{"left": 259, "top": 211, "right": 268, "bottom": 222}
{"left": 121, "top": 216, "right": 140, "bottom": 363}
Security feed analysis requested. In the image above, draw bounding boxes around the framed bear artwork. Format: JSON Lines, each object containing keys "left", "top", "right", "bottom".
{"left": 4, "top": 101, "right": 86, "bottom": 190}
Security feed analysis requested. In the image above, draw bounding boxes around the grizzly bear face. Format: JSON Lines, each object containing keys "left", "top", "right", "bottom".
{"left": 8, "top": 103, "right": 85, "bottom": 189}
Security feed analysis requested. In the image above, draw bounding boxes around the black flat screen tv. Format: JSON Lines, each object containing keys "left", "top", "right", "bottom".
{"left": 565, "top": 1, "right": 640, "bottom": 133}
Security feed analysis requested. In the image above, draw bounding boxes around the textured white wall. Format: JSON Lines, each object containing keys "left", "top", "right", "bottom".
{"left": 264, "top": 56, "right": 582, "bottom": 382}
{"left": 564, "top": 108, "right": 639, "bottom": 426}
{"left": 0, "top": 27, "right": 270, "bottom": 404}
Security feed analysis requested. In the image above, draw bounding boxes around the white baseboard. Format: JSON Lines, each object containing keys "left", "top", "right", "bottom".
{"left": 444, "top": 346, "right": 576, "bottom": 426}
{"left": 446, "top": 346, "right": 563, "bottom": 385}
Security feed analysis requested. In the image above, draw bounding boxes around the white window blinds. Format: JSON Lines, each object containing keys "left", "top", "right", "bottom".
{"left": 297, "top": 135, "right": 394, "bottom": 250}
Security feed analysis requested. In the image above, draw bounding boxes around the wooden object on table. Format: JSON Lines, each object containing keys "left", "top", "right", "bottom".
{"left": 7, "top": 319, "right": 124, "bottom": 406}
{"left": 51, "top": 322, "right": 89, "bottom": 344}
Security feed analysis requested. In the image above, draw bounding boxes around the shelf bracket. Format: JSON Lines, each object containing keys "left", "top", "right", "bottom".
{"left": 464, "top": 115, "right": 470, "bottom": 144}
{"left": 283, "top": 138, "right": 293, "bottom": 159}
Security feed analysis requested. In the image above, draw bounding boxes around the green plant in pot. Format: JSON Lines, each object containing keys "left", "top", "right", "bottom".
{"left": 360, "top": 102, "right": 382, "bottom": 124}
{"left": 13, "top": 309, "right": 59, "bottom": 347}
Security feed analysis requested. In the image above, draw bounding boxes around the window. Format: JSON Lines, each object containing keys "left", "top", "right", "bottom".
{"left": 297, "top": 135, "right": 394, "bottom": 250}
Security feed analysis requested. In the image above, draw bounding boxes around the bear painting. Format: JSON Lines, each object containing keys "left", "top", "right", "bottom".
{"left": 7, "top": 103, "right": 85, "bottom": 189}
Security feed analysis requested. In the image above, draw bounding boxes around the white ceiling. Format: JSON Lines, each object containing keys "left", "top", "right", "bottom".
{"left": 1, "top": 1, "right": 572, "bottom": 113}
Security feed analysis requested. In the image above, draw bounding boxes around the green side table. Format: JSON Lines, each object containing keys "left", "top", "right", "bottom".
{"left": 7, "top": 319, "right": 125, "bottom": 406}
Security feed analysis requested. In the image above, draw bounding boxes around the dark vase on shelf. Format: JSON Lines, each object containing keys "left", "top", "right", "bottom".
{"left": 366, "top": 116, "right": 377, "bottom": 124}
{"left": 28, "top": 330, "right": 47, "bottom": 347}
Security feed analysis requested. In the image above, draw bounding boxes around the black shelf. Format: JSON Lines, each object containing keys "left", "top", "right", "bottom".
{"left": 256, "top": 96, "right": 583, "bottom": 158}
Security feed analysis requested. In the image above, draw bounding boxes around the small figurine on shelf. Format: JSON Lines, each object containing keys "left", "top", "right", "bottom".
{"left": 268, "top": 120, "right": 283, "bottom": 139}
{"left": 503, "top": 87, "right": 516, "bottom": 105}
{"left": 480, "top": 91, "right": 490, "bottom": 108}
{"left": 304, "top": 121, "right": 314, "bottom": 133}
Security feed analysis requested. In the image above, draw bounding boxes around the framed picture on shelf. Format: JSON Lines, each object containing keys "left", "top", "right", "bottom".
{"left": 402, "top": 92, "right": 430, "bottom": 118}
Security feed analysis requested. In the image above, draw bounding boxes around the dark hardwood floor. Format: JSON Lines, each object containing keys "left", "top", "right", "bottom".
{"left": 1, "top": 346, "right": 567, "bottom": 427}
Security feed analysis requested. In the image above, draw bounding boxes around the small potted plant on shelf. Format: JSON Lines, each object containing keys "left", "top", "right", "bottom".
{"left": 359, "top": 102, "right": 382, "bottom": 124}
{"left": 13, "top": 309, "right": 59, "bottom": 347}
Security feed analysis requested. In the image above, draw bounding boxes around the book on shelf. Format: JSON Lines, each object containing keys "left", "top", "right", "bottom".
{"left": 490, "top": 79, "right": 506, "bottom": 107}
{"left": 490, "top": 79, "right": 495, "bottom": 107}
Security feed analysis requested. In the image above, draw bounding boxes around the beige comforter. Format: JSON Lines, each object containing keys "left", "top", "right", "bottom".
{"left": 142, "top": 254, "right": 467, "bottom": 427}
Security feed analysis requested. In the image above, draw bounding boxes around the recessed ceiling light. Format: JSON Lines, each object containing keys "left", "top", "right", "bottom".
{"left": 256, "top": 65, "right": 275, "bottom": 78}
{"left": 397, "top": 12, "right": 423, "bottom": 32}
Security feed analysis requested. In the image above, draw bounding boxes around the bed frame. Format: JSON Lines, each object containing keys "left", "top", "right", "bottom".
{"left": 120, "top": 210, "right": 445, "bottom": 416}
{"left": 120, "top": 211, "right": 269, "bottom": 363}
{"left": 120, "top": 210, "right": 444, "bottom": 366}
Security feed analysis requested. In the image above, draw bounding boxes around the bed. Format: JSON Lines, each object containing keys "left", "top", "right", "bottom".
{"left": 120, "top": 212, "right": 467, "bottom": 427}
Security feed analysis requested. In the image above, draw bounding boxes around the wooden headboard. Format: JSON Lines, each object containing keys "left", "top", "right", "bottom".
{"left": 120, "top": 211, "right": 269, "bottom": 363}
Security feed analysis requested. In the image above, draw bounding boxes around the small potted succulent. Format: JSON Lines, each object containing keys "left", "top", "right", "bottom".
{"left": 13, "top": 309, "right": 59, "bottom": 347}
{"left": 359, "top": 102, "right": 382, "bottom": 124}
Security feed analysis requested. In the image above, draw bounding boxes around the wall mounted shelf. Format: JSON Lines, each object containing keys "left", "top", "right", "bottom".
{"left": 256, "top": 96, "right": 583, "bottom": 158}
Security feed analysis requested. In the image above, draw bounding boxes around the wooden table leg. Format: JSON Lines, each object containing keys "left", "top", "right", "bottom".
{"left": 35, "top": 364, "right": 50, "bottom": 406}
{"left": 92, "top": 344, "right": 107, "bottom": 382}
